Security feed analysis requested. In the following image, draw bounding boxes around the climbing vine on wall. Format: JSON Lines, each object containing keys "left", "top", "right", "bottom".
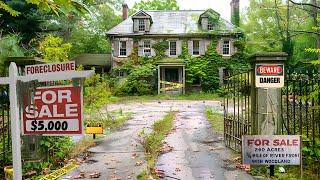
{"left": 113, "top": 41, "right": 169, "bottom": 96}
{"left": 113, "top": 38, "right": 249, "bottom": 95}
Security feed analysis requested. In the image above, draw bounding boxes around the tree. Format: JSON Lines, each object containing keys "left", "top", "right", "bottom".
{"left": 0, "top": 0, "right": 89, "bottom": 17}
{"left": 39, "top": 34, "right": 72, "bottom": 62}
{"left": 0, "top": 34, "right": 24, "bottom": 74}
{"left": 242, "top": 0, "right": 316, "bottom": 67}
{"left": 129, "top": 0, "right": 179, "bottom": 14}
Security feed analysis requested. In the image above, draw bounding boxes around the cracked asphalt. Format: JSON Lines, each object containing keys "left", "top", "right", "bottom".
{"left": 60, "top": 100, "right": 253, "bottom": 180}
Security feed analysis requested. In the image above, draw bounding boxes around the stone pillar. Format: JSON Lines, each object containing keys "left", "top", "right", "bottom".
{"left": 251, "top": 52, "right": 287, "bottom": 135}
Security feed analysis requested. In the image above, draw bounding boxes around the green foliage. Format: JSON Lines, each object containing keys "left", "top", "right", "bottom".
{"left": 205, "top": 106, "right": 224, "bottom": 134}
{"left": 40, "top": 136, "right": 73, "bottom": 166}
{"left": 130, "top": 0, "right": 179, "bottom": 15}
{"left": 26, "top": 0, "right": 90, "bottom": 16}
{"left": 39, "top": 34, "right": 72, "bottom": 62}
{"left": 182, "top": 41, "right": 224, "bottom": 92}
{"left": 0, "top": 1, "right": 20, "bottom": 16}
{"left": 0, "top": 34, "right": 24, "bottom": 74}
{"left": 113, "top": 41, "right": 169, "bottom": 96}
{"left": 69, "top": 29, "right": 111, "bottom": 57}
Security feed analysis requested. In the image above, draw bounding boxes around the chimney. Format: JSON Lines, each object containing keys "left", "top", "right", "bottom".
{"left": 122, "top": 4, "right": 128, "bottom": 20}
{"left": 230, "top": 0, "right": 240, "bottom": 27}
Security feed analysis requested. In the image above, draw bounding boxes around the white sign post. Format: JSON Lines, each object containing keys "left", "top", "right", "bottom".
{"left": 0, "top": 62, "right": 93, "bottom": 180}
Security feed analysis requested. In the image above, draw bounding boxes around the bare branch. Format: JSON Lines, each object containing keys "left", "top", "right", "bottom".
{"left": 288, "top": 0, "right": 320, "bottom": 9}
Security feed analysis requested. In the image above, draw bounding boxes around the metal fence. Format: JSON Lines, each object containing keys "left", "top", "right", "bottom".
{"left": 0, "top": 85, "right": 10, "bottom": 173}
{"left": 281, "top": 70, "right": 320, "bottom": 145}
{"left": 223, "top": 70, "right": 252, "bottom": 151}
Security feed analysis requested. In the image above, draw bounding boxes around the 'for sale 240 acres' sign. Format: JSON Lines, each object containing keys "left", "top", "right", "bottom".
{"left": 23, "top": 86, "right": 82, "bottom": 135}
{"left": 255, "top": 64, "right": 284, "bottom": 88}
{"left": 242, "top": 135, "right": 301, "bottom": 165}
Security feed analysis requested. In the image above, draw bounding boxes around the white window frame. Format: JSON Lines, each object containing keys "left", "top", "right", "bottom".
{"left": 192, "top": 40, "right": 200, "bottom": 56}
{"left": 143, "top": 40, "right": 152, "bottom": 57}
{"left": 138, "top": 19, "right": 145, "bottom": 31}
{"left": 222, "top": 40, "right": 231, "bottom": 56}
{"left": 169, "top": 41, "right": 177, "bottom": 56}
{"left": 119, "top": 41, "right": 127, "bottom": 57}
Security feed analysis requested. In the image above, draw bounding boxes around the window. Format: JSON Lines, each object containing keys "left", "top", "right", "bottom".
{"left": 169, "top": 41, "right": 177, "bottom": 56}
{"left": 119, "top": 41, "right": 127, "bottom": 56}
{"left": 208, "top": 22, "right": 214, "bottom": 30}
{"left": 222, "top": 40, "right": 230, "bottom": 56}
{"left": 119, "top": 70, "right": 125, "bottom": 77}
{"left": 193, "top": 40, "right": 200, "bottom": 55}
{"left": 138, "top": 19, "right": 145, "bottom": 31}
{"left": 143, "top": 41, "right": 151, "bottom": 57}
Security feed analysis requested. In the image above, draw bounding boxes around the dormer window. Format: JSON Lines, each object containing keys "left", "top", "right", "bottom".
{"left": 132, "top": 10, "right": 153, "bottom": 33}
{"left": 208, "top": 22, "right": 214, "bottom": 30}
{"left": 139, "top": 19, "right": 145, "bottom": 31}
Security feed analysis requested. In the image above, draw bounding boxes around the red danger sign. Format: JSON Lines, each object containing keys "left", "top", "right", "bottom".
{"left": 256, "top": 65, "right": 283, "bottom": 76}
{"left": 23, "top": 86, "right": 82, "bottom": 135}
{"left": 255, "top": 64, "right": 284, "bottom": 88}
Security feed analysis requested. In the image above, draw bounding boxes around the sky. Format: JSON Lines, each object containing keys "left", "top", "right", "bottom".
{"left": 125, "top": 0, "right": 250, "bottom": 21}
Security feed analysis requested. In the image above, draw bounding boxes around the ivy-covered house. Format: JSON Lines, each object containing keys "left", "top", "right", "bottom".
{"left": 107, "top": 1, "right": 243, "bottom": 94}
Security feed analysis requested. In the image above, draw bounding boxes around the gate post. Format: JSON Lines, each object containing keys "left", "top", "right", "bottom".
{"left": 250, "top": 52, "right": 287, "bottom": 135}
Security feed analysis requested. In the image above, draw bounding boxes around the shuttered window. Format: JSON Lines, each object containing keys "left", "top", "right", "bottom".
{"left": 193, "top": 40, "right": 200, "bottom": 55}
{"left": 169, "top": 41, "right": 177, "bottom": 56}
{"left": 139, "top": 19, "right": 145, "bottom": 31}
{"left": 222, "top": 40, "right": 230, "bottom": 56}
{"left": 119, "top": 41, "right": 127, "bottom": 56}
{"left": 143, "top": 41, "right": 151, "bottom": 57}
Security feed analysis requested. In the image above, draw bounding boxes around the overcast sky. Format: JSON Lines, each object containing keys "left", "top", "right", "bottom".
{"left": 124, "top": 0, "right": 250, "bottom": 21}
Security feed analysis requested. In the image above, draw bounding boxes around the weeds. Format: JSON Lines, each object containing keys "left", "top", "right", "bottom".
{"left": 137, "top": 112, "right": 177, "bottom": 179}
{"left": 205, "top": 106, "right": 224, "bottom": 134}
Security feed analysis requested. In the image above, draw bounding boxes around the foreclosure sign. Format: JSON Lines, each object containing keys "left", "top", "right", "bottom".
{"left": 25, "top": 61, "right": 75, "bottom": 75}
{"left": 242, "top": 135, "right": 301, "bottom": 165}
{"left": 255, "top": 64, "right": 284, "bottom": 88}
{"left": 23, "top": 86, "right": 82, "bottom": 135}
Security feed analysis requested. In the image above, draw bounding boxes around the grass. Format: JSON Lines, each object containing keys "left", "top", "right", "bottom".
{"left": 137, "top": 112, "right": 177, "bottom": 180}
{"left": 68, "top": 137, "right": 96, "bottom": 159}
{"left": 112, "top": 93, "right": 221, "bottom": 104}
{"left": 205, "top": 106, "right": 224, "bottom": 134}
{"left": 85, "top": 109, "right": 133, "bottom": 132}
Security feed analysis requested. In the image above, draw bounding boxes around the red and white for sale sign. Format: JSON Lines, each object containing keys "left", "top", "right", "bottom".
{"left": 23, "top": 86, "right": 82, "bottom": 135}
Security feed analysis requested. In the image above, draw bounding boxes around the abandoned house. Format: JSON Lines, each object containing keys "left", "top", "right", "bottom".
{"left": 107, "top": 0, "right": 242, "bottom": 94}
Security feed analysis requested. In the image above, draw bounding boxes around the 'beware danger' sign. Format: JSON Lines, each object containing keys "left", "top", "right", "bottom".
{"left": 242, "top": 135, "right": 301, "bottom": 165}
{"left": 23, "top": 86, "right": 82, "bottom": 135}
{"left": 255, "top": 64, "right": 284, "bottom": 88}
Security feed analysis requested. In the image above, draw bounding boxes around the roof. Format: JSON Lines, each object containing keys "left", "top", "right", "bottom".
{"left": 6, "top": 57, "right": 45, "bottom": 66}
{"left": 107, "top": 10, "right": 239, "bottom": 36}
{"left": 71, "top": 54, "right": 111, "bottom": 67}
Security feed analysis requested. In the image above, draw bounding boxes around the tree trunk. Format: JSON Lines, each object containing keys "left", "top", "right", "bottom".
{"left": 311, "top": 0, "right": 320, "bottom": 59}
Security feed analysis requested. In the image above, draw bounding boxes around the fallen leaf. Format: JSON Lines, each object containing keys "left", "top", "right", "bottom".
{"left": 135, "top": 161, "right": 143, "bottom": 166}
{"left": 73, "top": 172, "right": 86, "bottom": 179}
{"left": 89, "top": 172, "right": 101, "bottom": 178}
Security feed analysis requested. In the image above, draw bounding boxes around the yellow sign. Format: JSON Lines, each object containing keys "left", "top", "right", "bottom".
{"left": 85, "top": 123, "right": 104, "bottom": 134}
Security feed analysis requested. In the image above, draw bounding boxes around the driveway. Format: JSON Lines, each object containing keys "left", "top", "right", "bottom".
{"left": 61, "top": 100, "right": 252, "bottom": 180}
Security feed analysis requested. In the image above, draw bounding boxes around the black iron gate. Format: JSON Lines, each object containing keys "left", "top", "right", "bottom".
{"left": 281, "top": 70, "right": 320, "bottom": 145}
{"left": 223, "top": 70, "right": 252, "bottom": 151}
{"left": 224, "top": 68, "right": 320, "bottom": 152}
